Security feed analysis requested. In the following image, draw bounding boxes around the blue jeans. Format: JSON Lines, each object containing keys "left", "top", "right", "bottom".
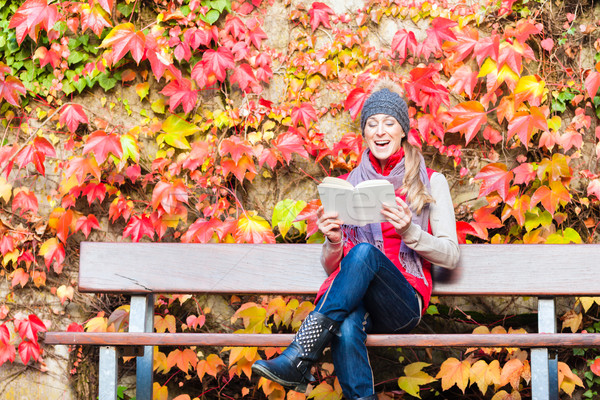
{"left": 315, "top": 243, "right": 422, "bottom": 399}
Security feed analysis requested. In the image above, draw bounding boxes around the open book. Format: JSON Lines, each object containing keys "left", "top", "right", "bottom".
{"left": 317, "top": 177, "right": 396, "bottom": 226}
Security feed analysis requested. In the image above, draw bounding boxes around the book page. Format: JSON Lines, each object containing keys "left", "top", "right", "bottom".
{"left": 317, "top": 179, "right": 396, "bottom": 226}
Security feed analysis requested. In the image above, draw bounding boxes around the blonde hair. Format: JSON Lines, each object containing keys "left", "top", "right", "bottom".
{"left": 369, "top": 78, "right": 434, "bottom": 215}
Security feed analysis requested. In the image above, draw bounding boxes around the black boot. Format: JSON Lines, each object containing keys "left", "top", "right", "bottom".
{"left": 355, "top": 395, "right": 378, "bottom": 400}
{"left": 252, "top": 311, "right": 340, "bottom": 392}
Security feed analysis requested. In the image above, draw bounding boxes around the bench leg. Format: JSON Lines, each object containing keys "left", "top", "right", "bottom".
{"left": 99, "top": 346, "right": 118, "bottom": 400}
{"left": 130, "top": 295, "right": 155, "bottom": 400}
{"left": 531, "top": 298, "right": 558, "bottom": 400}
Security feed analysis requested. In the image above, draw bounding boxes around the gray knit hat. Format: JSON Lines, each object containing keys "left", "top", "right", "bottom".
{"left": 360, "top": 88, "right": 410, "bottom": 135}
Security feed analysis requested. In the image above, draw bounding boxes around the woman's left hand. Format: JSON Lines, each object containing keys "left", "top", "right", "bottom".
{"left": 381, "top": 197, "right": 412, "bottom": 235}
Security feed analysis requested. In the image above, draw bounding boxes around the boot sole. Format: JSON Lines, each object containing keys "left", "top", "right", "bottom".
{"left": 251, "top": 363, "right": 308, "bottom": 392}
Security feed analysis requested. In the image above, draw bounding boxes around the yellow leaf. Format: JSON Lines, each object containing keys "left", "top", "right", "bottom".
{"left": 561, "top": 310, "right": 582, "bottom": 333}
{"left": 0, "top": 177, "right": 12, "bottom": 203}
{"left": 152, "top": 382, "right": 168, "bottom": 400}
{"left": 398, "top": 362, "right": 436, "bottom": 398}
{"left": 3, "top": 249, "right": 19, "bottom": 267}
{"left": 491, "top": 390, "right": 522, "bottom": 400}
{"left": 153, "top": 349, "right": 169, "bottom": 374}
{"left": 436, "top": 357, "right": 471, "bottom": 393}
{"left": 557, "top": 361, "right": 584, "bottom": 396}
{"left": 515, "top": 75, "right": 546, "bottom": 104}
{"left": 85, "top": 316, "right": 108, "bottom": 332}
{"left": 469, "top": 359, "right": 500, "bottom": 395}
{"left": 478, "top": 58, "right": 497, "bottom": 78}
{"left": 548, "top": 116, "right": 561, "bottom": 132}
{"left": 307, "top": 381, "right": 342, "bottom": 400}
{"left": 578, "top": 297, "right": 600, "bottom": 313}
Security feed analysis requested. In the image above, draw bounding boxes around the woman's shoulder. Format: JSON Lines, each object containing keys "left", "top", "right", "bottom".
{"left": 429, "top": 171, "right": 450, "bottom": 193}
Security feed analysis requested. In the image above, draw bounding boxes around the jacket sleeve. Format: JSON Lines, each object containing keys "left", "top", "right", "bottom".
{"left": 400, "top": 172, "right": 460, "bottom": 269}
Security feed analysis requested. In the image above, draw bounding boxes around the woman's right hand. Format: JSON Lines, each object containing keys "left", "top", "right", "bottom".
{"left": 317, "top": 206, "right": 343, "bottom": 244}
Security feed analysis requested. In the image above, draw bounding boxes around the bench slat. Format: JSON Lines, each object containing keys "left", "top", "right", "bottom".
{"left": 79, "top": 242, "right": 600, "bottom": 296}
{"left": 43, "top": 332, "right": 600, "bottom": 348}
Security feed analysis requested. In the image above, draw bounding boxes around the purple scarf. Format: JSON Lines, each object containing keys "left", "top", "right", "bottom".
{"left": 342, "top": 149, "right": 431, "bottom": 286}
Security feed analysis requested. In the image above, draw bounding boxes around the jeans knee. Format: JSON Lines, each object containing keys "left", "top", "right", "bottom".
{"left": 345, "top": 243, "right": 379, "bottom": 266}
{"left": 337, "top": 313, "right": 368, "bottom": 344}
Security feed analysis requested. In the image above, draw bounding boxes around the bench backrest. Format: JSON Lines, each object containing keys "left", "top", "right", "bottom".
{"left": 78, "top": 242, "right": 600, "bottom": 296}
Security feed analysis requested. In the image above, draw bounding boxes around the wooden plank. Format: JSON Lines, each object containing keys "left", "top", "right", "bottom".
{"left": 78, "top": 242, "right": 600, "bottom": 295}
{"left": 43, "top": 332, "right": 600, "bottom": 348}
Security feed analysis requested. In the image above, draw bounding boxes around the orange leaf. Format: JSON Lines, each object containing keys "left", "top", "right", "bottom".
{"left": 154, "top": 315, "right": 176, "bottom": 333}
{"left": 166, "top": 348, "right": 198, "bottom": 373}
{"left": 435, "top": 357, "right": 471, "bottom": 393}
{"left": 446, "top": 101, "right": 488, "bottom": 144}
{"left": 307, "top": 380, "right": 342, "bottom": 400}
{"left": 152, "top": 382, "right": 168, "bottom": 400}
{"left": 221, "top": 155, "right": 257, "bottom": 183}
{"left": 101, "top": 23, "right": 146, "bottom": 65}
{"left": 507, "top": 106, "right": 548, "bottom": 148}
{"left": 561, "top": 310, "right": 582, "bottom": 333}
{"left": 531, "top": 182, "right": 570, "bottom": 216}
{"left": 557, "top": 361, "right": 584, "bottom": 396}
{"left": 197, "top": 353, "right": 225, "bottom": 380}
{"left": 11, "top": 268, "right": 28, "bottom": 288}
{"left": 590, "top": 358, "right": 600, "bottom": 377}
{"left": 500, "top": 358, "right": 524, "bottom": 390}
{"left": 491, "top": 390, "right": 522, "bottom": 400}
{"left": 474, "top": 163, "right": 514, "bottom": 201}
{"left": 469, "top": 359, "right": 501, "bottom": 395}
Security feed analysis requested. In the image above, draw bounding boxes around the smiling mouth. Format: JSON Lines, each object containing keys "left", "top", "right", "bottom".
{"left": 375, "top": 140, "right": 390, "bottom": 147}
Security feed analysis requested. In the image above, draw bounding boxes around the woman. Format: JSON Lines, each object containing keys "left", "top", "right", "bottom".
{"left": 252, "top": 80, "right": 460, "bottom": 400}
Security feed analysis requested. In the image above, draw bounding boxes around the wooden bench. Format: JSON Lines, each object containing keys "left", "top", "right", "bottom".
{"left": 43, "top": 242, "right": 600, "bottom": 400}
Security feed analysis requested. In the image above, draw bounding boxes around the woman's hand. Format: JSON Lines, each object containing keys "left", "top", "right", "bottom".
{"left": 381, "top": 197, "right": 412, "bottom": 235}
{"left": 317, "top": 206, "right": 343, "bottom": 244}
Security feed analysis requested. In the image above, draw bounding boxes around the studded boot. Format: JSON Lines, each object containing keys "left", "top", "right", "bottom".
{"left": 355, "top": 395, "right": 378, "bottom": 400}
{"left": 252, "top": 311, "right": 340, "bottom": 392}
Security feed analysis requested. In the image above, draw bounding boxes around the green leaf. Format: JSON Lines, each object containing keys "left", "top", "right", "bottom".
{"left": 68, "top": 51, "right": 86, "bottom": 65}
{"left": 98, "top": 73, "right": 117, "bottom": 91}
{"left": 524, "top": 208, "right": 552, "bottom": 232}
{"left": 151, "top": 98, "right": 166, "bottom": 114}
{"left": 117, "top": 2, "right": 135, "bottom": 17}
{"left": 210, "top": 0, "right": 228, "bottom": 12}
{"left": 121, "top": 134, "right": 140, "bottom": 162}
{"left": 272, "top": 199, "right": 307, "bottom": 239}
{"left": 200, "top": 9, "right": 220, "bottom": 24}
{"left": 62, "top": 80, "right": 75, "bottom": 95}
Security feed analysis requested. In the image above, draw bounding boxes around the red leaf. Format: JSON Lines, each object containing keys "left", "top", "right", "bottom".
{"left": 81, "top": 4, "right": 113, "bottom": 37}
{"left": 585, "top": 71, "right": 600, "bottom": 99}
{"left": 541, "top": 38, "right": 554, "bottom": 52}
{"left": 293, "top": 199, "right": 321, "bottom": 237}
{"left": 123, "top": 215, "right": 155, "bottom": 242}
{"left": 231, "top": 63, "right": 261, "bottom": 93}
{"left": 221, "top": 155, "right": 257, "bottom": 182}
{"left": 344, "top": 88, "right": 369, "bottom": 120}
{"left": 75, "top": 215, "right": 100, "bottom": 238}
{"left": 15, "top": 314, "right": 46, "bottom": 342}
{"left": 473, "top": 35, "right": 500, "bottom": 66}
{"left": 12, "top": 189, "right": 38, "bottom": 215}
{"left": 33, "top": 46, "right": 61, "bottom": 68}
{"left": 183, "top": 27, "right": 215, "bottom": 50}
{"left": 160, "top": 78, "right": 198, "bottom": 114}
{"left": 18, "top": 340, "right": 41, "bottom": 364}
{"left": 66, "top": 156, "right": 101, "bottom": 184}
{"left": 8, "top": 0, "right": 59, "bottom": 45}
{"left": 587, "top": 179, "right": 600, "bottom": 200}
{"left": 39, "top": 238, "right": 65, "bottom": 272}
{"left": 59, "top": 104, "right": 88, "bottom": 133}
{"left": 109, "top": 196, "right": 133, "bottom": 222}
{"left": 424, "top": 17, "right": 457, "bottom": 53}
{"left": 474, "top": 163, "right": 514, "bottom": 201}
{"left": 0, "top": 76, "right": 27, "bottom": 106}
{"left": 446, "top": 101, "right": 488, "bottom": 145}
{"left": 455, "top": 221, "right": 478, "bottom": 243}
{"left": 56, "top": 209, "right": 73, "bottom": 244}
{"left": 83, "top": 130, "right": 123, "bottom": 164}
{"left": 273, "top": 131, "right": 309, "bottom": 164}
{"left": 447, "top": 65, "right": 478, "bottom": 98}
{"left": 82, "top": 182, "right": 107, "bottom": 205}
{"left": 100, "top": 23, "right": 146, "bottom": 65}
{"left": 151, "top": 180, "right": 188, "bottom": 214}
{"left": 443, "top": 27, "right": 478, "bottom": 63}
{"left": 512, "top": 163, "right": 536, "bottom": 185}
{"left": 308, "top": 2, "right": 334, "bottom": 32}
{"left": 67, "top": 322, "right": 84, "bottom": 332}
{"left": 246, "top": 17, "right": 267, "bottom": 49}
{"left": 203, "top": 47, "right": 234, "bottom": 82}
{"left": 470, "top": 205, "right": 503, "bottom": 240}
{"left": 591, "top": 358, "right": 600, "bottom": 377}
{"left": 11, "top": 268, "right": 29, "bottom": 288}
{"left": 181, "top": 218, "right": 219, "bottom": 243}
{"left": 0, "top": 324, "right": 16, "bottom": 367}
{"left": 224, "top": 15, "right": 247, "bottom": 40}
{"left": 507, "top": 107, "right": 548, "bottom": 148}
{"left": 220, "top": 136, "right": 253, "bottom": 163}
{"left": 291, "top": 103, "right": 318, "bottom": 128}
{"left": 391, "top": 29, "right": 417, "bottom": 61}
{"left": 482, "top": 126, "right": 503, "bottom": 145}
{"left": 256, "top": 145, "right": 279, "bottom": 169}
{"left": 96, "top": 0, "right": 113, "bottom": 13}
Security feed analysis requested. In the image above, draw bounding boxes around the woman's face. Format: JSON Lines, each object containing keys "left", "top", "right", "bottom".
{"left": 363, "top": 113, "right": 404, "bottom": 168}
